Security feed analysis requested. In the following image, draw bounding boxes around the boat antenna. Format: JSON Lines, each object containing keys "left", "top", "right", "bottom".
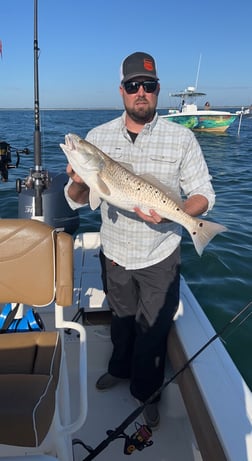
{"left": 195, "top": 53, "right": 202, "bottom": 90}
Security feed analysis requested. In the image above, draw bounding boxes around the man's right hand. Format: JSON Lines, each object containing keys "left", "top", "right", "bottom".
{"left": 66, "top": 164, "right": 90, "bottom": 204}
{"left": 66, "top": 164, "right": 85, "bottom": 185}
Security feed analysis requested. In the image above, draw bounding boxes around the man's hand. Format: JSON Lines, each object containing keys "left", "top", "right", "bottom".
{"left": 134, "top": 207, "right": 165, "bottom": 224}
{"left": 66, "top": 164, "right": 89, "bottom": 204}
{"left": 66, "top": 164, "right": 85, "bottom": 185}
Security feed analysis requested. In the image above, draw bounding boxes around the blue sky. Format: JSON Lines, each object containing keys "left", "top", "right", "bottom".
{"left": 0, "top": 0, "right": 251, "bottom": 109}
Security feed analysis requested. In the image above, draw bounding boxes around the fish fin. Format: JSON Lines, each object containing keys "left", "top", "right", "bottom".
{"left": 119, "top": 161, "right": 134, "bottom": 172}
{"left": 96, "top": 175, "right": 111, "bottom": 196}
{"left": 189, "top": 218, "right": 228, "bottom": 256}
{"left": 89, "top": 190, "right": 102, "bottom": 210}
{"left": 140, "top": 174, "right": 184, "bottom": 208}
{"left": 89, "top": 175, "right": 112, "bottom": 210}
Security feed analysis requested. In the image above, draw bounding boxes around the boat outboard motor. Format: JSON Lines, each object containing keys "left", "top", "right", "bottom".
{"left": 16, "top": 0, "right": 79, "bottom": 235}
{"left": 17, "top": 171, "right": 80, "bottom": 234}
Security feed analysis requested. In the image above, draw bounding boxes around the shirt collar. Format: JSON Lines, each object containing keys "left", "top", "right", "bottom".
{"left": 121, "top": 111, "right": 158, "bottom": 135}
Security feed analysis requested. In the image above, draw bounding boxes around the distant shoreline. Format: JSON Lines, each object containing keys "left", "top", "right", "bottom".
{"left": 0, "top": 107, "right": 124, "bottom": 111}
{"left": 0, "top": 106, "right": 248, "bottom": 111}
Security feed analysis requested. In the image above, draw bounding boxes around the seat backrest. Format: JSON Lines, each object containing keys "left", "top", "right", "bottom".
{"left": 0, "top": 219, "right": 73, "bottom": 307}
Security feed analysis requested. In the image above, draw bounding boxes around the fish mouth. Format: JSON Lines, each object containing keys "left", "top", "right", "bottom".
{"left": 65, "top": 133, "right": 76, "bottom": 150}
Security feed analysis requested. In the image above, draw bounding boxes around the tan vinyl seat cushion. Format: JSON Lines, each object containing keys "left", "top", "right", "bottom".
{"left": 0, "top": 219, "right": 73, "bottom": 307}
{"left": 0, "top": 331, "right": 61, "bottom": 447}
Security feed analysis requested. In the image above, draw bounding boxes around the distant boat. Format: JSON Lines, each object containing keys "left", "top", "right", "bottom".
{"left": 160, "top": 86, "right": 239, "bottom": 133}
{"left": 236, "top": 105, "right": 252, "bottom": 117}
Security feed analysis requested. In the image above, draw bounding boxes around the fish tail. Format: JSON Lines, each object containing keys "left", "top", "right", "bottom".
{"left": 189, "top": 218, "right": 227, "bottom": 256}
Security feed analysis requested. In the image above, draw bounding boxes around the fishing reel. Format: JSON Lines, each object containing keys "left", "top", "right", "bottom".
{"left": 105, "top": 422, "right": 153, "bottom": 455}
{"left": 16, "top": 167, "right": 50, "bottom": 193}
{"left": 123, "top": 422, "right": 153, "bottom": 455}
{"left": 0, "top": 140, "right": 30, "bottom": 182}
{"left": 73, "top": 422, "right": 153, "bottom": 460}
{"left": 16, "top": 168, "right": 80, "bottom": 234}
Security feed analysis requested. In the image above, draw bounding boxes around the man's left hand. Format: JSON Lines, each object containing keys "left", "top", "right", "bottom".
{"left": 134, "top": 207, "right": 165, "bottom": 224}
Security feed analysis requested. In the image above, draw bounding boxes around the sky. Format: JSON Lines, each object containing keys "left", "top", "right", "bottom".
{"left": 0, "top": 0, "right": 252, "bottom": 109}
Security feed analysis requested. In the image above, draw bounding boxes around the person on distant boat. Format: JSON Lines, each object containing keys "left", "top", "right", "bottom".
{"left": 179, "top": 99, "right": 185, "bottom": 112}
{"left": 64, "top": 52, "right": 216, "bottom": 429}
{"left": 204, "top": 101, "right": 210, "bottom": 110}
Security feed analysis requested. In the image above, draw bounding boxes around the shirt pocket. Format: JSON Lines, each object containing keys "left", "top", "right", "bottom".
{"left": 105, "top": 146, "right": 133, "bottom": 163}
{"left": 149, "top": 155, "right": 180, "bottom": 187}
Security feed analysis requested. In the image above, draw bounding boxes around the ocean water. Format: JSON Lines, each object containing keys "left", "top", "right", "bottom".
{"left": 1, "top": 108, "right": 252, "bottom": 389}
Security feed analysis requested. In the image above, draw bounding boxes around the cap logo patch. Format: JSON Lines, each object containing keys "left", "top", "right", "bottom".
{"left": 144, "top": 58, "right": 154, "bottom": 72}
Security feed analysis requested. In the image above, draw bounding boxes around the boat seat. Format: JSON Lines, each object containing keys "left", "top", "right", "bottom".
{"left": 0, "top": 331, "right": 61, "bottom": 447}
{"left": 0, "top": 219, "right": 87, "bottom": 461}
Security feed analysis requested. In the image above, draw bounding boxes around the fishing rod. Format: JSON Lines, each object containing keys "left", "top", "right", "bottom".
{"left": 16, "top": 0, "right": 49, "bottom": 215}
{"left": 33, "top": 0, "right": 44, "bottom": 216}
{"left": 16, "top": 0, "right": 79, "bottom": 234}
{"left": 76, "top": 299, "right": 252, "bottom": 460}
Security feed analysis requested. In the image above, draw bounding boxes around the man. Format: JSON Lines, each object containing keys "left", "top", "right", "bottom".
{"left": 64, "top": 51, "right": 215, "bottom": 428}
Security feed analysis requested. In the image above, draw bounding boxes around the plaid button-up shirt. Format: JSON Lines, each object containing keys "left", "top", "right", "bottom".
{"left": 65, "top": 112, "right": 215, "bottom": 269}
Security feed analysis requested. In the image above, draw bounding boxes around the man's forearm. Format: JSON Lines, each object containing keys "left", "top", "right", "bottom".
{"left": 183, "top": 194, "right": 208, "bottom": 217}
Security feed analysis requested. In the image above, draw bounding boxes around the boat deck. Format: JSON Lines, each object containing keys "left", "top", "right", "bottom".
{"left": 64, "top": 325, "right": 197, "bottom": 461}
{"left": 38, "top": 232, "right": 198, "bottom": 461}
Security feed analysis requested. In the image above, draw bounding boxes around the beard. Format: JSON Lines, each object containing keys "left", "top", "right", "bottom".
{"left": 125, "top": 98, "right": 156, "bottom": 124}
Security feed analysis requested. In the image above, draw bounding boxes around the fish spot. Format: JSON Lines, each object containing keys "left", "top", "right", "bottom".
{"left": 193, "top": 231, "right": 197, "bottom": 235}
{"left": 199, "top": 222, "right": 203, "bottom": 227}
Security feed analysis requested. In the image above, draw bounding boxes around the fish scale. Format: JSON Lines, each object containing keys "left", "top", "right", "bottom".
{"left": 60, "top": 133, "right": 227, "bottom": 256}
{"left": 98, "top": 154, "right": 199, "bottom": 227}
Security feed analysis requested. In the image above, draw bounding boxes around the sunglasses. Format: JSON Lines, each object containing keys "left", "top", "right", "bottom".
{"left": 123, "top": 80, "right": 158, "bottom": 94}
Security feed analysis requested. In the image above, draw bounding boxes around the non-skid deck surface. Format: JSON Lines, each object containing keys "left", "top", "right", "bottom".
{"left": 67, "top": 326, "right": 196, "bottom": 461}
{"left": 37, "top": 232, "right": 198, "bottom": 460}
{"left": 65, "top": 233, "right": 197, "bottom": 460}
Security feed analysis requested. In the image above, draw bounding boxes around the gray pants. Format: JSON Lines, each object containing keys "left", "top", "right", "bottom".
{"left": 100, "top": 248, "right": 180, "bottom": 402}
